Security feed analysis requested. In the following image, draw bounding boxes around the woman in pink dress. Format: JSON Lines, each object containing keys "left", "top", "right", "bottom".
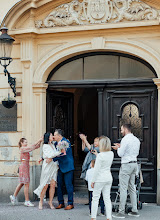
{"left": 10, "top": 137, "right": 43, "bottom": 207}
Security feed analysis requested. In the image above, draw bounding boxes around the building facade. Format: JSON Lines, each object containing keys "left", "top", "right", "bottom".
{"left": 0, "top": 0, "right": 160, "bottom": 204}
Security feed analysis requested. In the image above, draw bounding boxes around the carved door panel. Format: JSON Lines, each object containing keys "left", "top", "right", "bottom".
{"left": 46, "top": 90, "right": 73, "bottom": 144}
{"left": 98, "top": 82, "right": 157, "bottom": 202}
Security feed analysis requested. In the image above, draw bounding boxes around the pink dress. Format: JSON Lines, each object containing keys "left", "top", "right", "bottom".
{"left": 19, "top": 145, "right": 40, "bottom": 184}
{"left": 19, "top": 152, "right": 30, "bottom": 184}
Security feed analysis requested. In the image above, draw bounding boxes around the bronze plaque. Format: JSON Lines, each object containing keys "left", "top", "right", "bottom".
{"left": 0, "top": 104, "right": 17, "bottom": 131}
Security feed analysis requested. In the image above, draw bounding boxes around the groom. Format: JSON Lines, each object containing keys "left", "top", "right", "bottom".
{"left": 47, "top": 129, "right": 74, "bottom": 210}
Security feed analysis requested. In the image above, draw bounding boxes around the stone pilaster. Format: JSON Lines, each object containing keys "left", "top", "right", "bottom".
{"left": 153, "top": 78, "right": 160, "bottom": 205}
{"left": 32, "top": 83, "right": 48, "bottom": 143}
{"left": 20, "top": 38, "right": 36, "bottom": 144}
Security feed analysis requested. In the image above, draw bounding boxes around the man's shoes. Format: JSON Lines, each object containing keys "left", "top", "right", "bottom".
{"left": 56, "top": 204, "right": 65, "bottom": 209}
{"left": 128, "top": 212, "right": 140, "bottom": 217}
{"left": 112, "top": 212, "right": 125, "bottom": 218}
{"left": 64, "top": 205, "right": 74, "bottom": 210}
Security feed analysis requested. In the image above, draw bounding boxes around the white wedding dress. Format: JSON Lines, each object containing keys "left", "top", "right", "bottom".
{"left": 34, "top": 143, "right": 61, "bottom": 198}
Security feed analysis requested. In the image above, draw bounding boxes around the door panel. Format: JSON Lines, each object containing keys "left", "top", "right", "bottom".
{"left": 46, "top": 90, "right": 74, "bottom": 144}
{"left": 99, "top": 83, "right": 157, "bottom": 202}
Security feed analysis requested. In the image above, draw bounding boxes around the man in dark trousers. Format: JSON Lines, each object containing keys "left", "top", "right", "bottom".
{"left": 47, "top": 129, "right": 74, "bottom": 210}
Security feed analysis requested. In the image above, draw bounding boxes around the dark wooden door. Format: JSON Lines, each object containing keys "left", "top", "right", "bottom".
{"left": 98, "top": 81, "right": 157, "bottom": 202}
{"left": 46, "top": 90, "right": 74, "bottom": 144}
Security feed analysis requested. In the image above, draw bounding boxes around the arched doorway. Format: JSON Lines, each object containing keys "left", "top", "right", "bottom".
{"left": 46, "top": 52, "right": 157, "bottom": 202}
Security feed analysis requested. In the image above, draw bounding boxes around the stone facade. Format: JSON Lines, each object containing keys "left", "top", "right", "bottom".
{"left": 0, "top": 0, "right": 160, "bottom": 203}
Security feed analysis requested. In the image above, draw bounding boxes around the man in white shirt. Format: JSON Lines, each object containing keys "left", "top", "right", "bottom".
{"left": 112, "top": 124, "right": 140, "bottom": 219}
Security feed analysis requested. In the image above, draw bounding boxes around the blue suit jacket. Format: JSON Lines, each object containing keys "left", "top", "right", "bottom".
{"left": 53, "top": 137, "right": 74, "bottom": 173}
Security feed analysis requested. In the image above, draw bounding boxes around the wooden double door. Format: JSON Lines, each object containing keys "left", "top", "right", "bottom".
{"left": 98, "top": 81, "right": 157, "bottom": 202}
{"left": 47, "top": 80, "right": 157, "bottom": 202}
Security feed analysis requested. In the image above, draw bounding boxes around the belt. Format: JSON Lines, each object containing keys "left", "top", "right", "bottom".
{"left": 128, "top": 161, "right": 137, "bottom": 163}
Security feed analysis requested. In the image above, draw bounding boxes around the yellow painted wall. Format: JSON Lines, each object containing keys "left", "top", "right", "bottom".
{"left": 1, "top": 0, "right": 160, "bottom": 203}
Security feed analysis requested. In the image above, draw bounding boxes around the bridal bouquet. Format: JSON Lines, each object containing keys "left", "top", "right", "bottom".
{"left": 57, "top": 141, "right": 69, "bottom": 153}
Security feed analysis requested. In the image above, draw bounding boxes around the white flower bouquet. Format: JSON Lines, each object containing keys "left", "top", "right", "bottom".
{"left": 57, "top": 141, "right": 69, "bottom": 154}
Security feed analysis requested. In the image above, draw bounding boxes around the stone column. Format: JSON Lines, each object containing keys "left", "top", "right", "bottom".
{"left": 153, "top": 78, "right": 160, "bottom": 205}
{"left": 32, "top": 83, "right": 48, "bottom": 145}
{"left": 32, "top": 83, "right": 48, "bottom": 195}
{"left": 20, "top": 39, "right": 36, "bottom": 199}
{"left": 21, "top": 61, "right": 32, "bottom": 141}
{"left": 21, "top": 39, "right": 35, "bottom": 143}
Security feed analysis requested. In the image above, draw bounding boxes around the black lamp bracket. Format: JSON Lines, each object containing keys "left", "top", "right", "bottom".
{"left": 2, "top": 64, "right": 16, "bottom": 97}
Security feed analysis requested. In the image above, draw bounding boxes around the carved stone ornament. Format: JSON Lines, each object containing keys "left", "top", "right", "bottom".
{"left": 35, "top": 0, "right": 160, "bottom": 28}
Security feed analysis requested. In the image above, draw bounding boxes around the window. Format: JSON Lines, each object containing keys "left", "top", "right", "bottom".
{"left": 119, "top": 103, "right": 142, "bottom": 139}
{"left": 48, "top": 53, "right": 156, "bottom": 81}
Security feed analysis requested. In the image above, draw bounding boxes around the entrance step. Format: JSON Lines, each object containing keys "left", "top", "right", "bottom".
{"left": 74, "top": 163, "right": 87, "bottom": 192}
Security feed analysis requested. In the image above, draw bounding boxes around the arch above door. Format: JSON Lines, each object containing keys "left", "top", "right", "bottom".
{"left": 33, "top": 39, "right": 160, "bottom": 84}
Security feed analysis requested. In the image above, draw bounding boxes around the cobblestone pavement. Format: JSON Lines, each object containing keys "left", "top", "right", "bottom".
{"left": 0, "top": 193, "right": 160, "bottom": 220}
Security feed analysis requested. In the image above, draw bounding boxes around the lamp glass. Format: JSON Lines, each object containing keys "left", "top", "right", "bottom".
{"left": 0, "top": 39, "right": 13, "bottom": 59}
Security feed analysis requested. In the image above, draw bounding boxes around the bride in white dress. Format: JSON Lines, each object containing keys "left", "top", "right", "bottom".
{"left": 34, "top": 132, "right": 62, "bottom": 210}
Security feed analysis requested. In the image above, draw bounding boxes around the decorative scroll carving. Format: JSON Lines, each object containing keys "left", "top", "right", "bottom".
{"left": 35, "top": 0, "right": 160, "bottom": 28}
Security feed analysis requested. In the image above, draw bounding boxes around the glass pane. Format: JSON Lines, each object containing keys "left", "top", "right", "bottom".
{"left": 50, "top": 58, "right": 83, "bottom": 81}
{"left": 84, "top": 55, "right": 119, "bottom": 79}
{"left": 120, "top": 57, "right": 155, "bottom": 79}
{"left": 0, "top": 40, "right": 13, "bottom": 58}
{"left": 119, "top": 104, "right": 142, "bottom": 139}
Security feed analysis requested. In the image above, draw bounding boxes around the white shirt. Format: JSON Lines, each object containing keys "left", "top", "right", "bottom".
{"left": 118, "top": 133, "right": 140, "bottom": 164}
{"left": 85, "top": 168, "right": 94, "bottom": 191}
{"left": 92, "top": 151, "right": 114, "bottom": 183}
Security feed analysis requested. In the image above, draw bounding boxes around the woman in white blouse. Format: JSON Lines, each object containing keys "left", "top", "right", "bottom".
{"left": 91, "top": 137, "right": 114, "bottom": 220}
{"left": 34, "top": 132, "right": 62, "bottom": 210}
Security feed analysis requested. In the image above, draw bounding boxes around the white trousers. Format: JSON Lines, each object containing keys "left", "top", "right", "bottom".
{"left": 91, "top": 181, "right": 112, "bottom": 220}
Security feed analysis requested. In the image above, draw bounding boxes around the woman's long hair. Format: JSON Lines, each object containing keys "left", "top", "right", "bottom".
{"left": 44, "top": 132, "right": 51, "bottom": 144}
{"left": 18, "top": 138, "right": 27, "bottom": 148}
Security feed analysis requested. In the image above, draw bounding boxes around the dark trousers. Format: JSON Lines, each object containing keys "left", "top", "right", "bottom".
{"left": 89, "top": 191, "right": 105, "bottom": 214}
{"left": 57, "top": 169, "right": 74, "bottom": 205}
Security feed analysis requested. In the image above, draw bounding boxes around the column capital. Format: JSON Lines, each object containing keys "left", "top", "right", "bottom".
{"left": 32, "top": 83, "right": 48, "bottom": 93}
{"left": 153, "top": 78, "right": 160, "bottom": 89}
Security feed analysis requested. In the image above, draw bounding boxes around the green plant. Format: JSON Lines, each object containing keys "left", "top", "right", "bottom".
{"left": 2, "top": 96, "right": 16, "bottom": 101}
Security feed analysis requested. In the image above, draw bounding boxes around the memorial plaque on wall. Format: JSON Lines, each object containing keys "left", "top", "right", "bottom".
{"left": 0, "top": 104, "right": 17, "bottom": 131}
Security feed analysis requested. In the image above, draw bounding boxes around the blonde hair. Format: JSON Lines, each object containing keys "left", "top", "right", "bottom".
{"left": 94, "top": 137, "right": 99, "bottom": 141}
{"left": 99, "top": 137, "right": 111, "bottom": 152}
{"left": 99, "top": 135, "right": 106, "bottom": 140}
{"left": 18, "top": 138, "right": 26, "bottom": 148}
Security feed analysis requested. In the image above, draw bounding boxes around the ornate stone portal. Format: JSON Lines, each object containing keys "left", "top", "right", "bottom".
{"left": 35, "top": 0, "right": 160, "bottom": 28}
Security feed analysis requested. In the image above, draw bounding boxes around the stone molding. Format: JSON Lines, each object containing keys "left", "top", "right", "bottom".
{"left": 35, "top": 0, "right": 160, "bottom": 28}
{"left": 32, "top": 83, "right": 48, "bottom": 93}
{"left": 153, "top": 78, "right": 160, "bottom": 88}
{"left": 33, "top": 39, "right": 160, "bottom": 83}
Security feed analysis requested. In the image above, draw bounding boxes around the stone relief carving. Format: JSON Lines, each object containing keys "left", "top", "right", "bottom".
{"left": 35, "top": 0, "right": 160, "bottom": 28}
